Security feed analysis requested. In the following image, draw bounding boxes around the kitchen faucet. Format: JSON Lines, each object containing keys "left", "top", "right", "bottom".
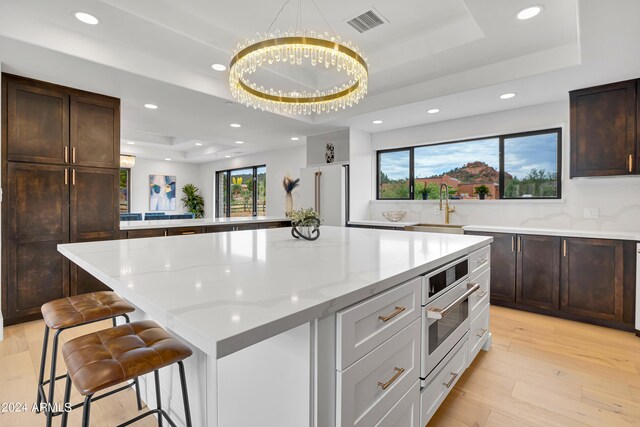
{"left": 439, "top": 183, "right": 456, "bottom": 224}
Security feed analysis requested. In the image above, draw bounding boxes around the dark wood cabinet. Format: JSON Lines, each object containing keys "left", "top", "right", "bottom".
{"left": 6, "top": 80, "right": 69, "bottom": 165}
{"left": 2, "top": 74, "right": 120, "bottom": 324}
{"left": 467, "top": 231, "right": 517, "bottom": 303}
{"left": 561, "top": 238, "right": 624, "bottom": 322}
{"left": 570, "top": 80, "right": 637, "bottom": 177}
{"left": 166, "top": 226, "right": 205, "bottom": 236}
{"left": 516, "top": 234, "right": 560, "bottom": 310}
{"left": 4, "top": 163, "right": 70, "bottom": 321}
{"left": 70, "top": 94, "right": 120, "bottom": 169}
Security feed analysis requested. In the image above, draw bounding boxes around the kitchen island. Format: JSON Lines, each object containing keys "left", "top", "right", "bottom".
{"left": 58, "top": 226, "right": 492, "bottom": 426}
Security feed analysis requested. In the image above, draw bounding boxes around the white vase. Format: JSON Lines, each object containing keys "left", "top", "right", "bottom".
{"left": 285, "top": 193, "right": 293, "bottom": 216}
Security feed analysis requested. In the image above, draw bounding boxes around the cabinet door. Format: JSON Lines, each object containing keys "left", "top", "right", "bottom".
{"left": 516, "top": 234, "right": 560, "bottom": 310}
{"left": 70, "top": 167, "right": 119, "bottom": 242}
{"left": 70, "top": 94, "right": 120, "bottom": 168}
{"left": 561, "top": 238, "right": 624, "bottom": 321}
{"left": 4, "top": 163, "right": 70, "bottom": 322}
{"left": 166, "top": 227, "right": 205, "bottom": 236}
{"left": 127, "top": 228, "right": 167, "bottom": 239}
{"left": 570, "top": 80, "right": 637, "bottom": 177}
{"left": 5, "top": 79, "right": 69, "bottom": 164}
{"left": 467, "top": 231, "right": 516, "bottom": 303}
{"left": 71, "top": 261, "right": 111, "bottom": 295}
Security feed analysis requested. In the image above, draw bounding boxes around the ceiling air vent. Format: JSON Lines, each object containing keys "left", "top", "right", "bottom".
{"left": 346, "top": 9, "right": 387, "bottom": 33}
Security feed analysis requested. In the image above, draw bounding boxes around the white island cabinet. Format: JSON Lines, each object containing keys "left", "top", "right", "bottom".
{"left": 58, "top": 226, "right": 492, "bottom": 427}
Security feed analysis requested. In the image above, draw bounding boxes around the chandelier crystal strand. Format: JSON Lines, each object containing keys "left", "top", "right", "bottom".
{"left": 229, "top": 31, "right": 368, "bottom": 115}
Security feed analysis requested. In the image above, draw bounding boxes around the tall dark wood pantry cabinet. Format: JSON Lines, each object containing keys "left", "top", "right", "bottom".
{"left": 2, "top": 74, "right": 120, "bottom": 325}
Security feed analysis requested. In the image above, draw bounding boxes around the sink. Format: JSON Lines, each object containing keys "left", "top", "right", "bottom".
{"left": 405, "top": 224, "right": 465, "bottom": 235}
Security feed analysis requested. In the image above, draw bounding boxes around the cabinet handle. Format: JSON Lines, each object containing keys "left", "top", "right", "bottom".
{"left": 517, "top": 236, "right": 521, "bottom": 253}
{"left": 182, "top": 231, "right": 196, "bottom": 235}
{"left": 64, "top": 146, "right": 68, "bottom": 163}
{"left": 64, "top": 168, "right": 68, "bottom": 185}
{"left": 428, "top": 283, "right": 480, "bottom": 319}
{"left": 164, "top": 230, "right": 168, "bottom": 236}
{"left": 72, "top": 169, "right": 76, "bottom": 186}
{"left": 443, "top": 372, "right": 459, "bottom": 388}
{"left": 377, "top": 367, "right": 405, "bottom": 390}
{"left": 478, "top": 290, "right": 488, "bottom": 298}
{"left": 511, "top": 236, "right": 515, "bottom": 252}
{"left": 72, "top": 147, "right": 76, "bottom": 164}
{"left": 476, "top": 328, "right": 488, "bottom": 338}
{"left": 476, "top": 257, "right": 488, "bottom": 266}
{"left": 378, "top": 306, "right": 406, "bottom": 322}
{"left": 563, "top": 240, "right": 567, "bottom": 257}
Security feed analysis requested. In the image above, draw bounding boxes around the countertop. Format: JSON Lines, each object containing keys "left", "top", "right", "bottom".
{"left": 347, "top": 219, "right": 420, "bottom": 227}
{"left": 120, "top": 216, "right": 290, "bottom": 231}
{"left": 463, "top": 225, "right": 640, "bottom": 241}
{"left": 58, "top": 227, "right": 492, "bottom": 358}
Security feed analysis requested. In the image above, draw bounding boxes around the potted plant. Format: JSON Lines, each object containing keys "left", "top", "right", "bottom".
{"left": 290, "top": 208, "right": 321, "bottom": 241}
{"left": 180, "top": 183, "right": 205, "bottom": 218}
{"left": 420, "top": 187, "right": 429, "bottom": 200}
{"left": 474, "top": 185, "right": 490, "bottom": 200}
{"left": 282, "top": 175, "right": 300, "bottom": 216}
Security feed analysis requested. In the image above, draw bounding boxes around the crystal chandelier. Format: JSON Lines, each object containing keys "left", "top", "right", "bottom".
{"left": 229, "top": 1, "right": 368, "bottom": 115}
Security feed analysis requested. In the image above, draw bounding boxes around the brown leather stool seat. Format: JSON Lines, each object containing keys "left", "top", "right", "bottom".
{"left": 60, "top": 320, "right": 193, "bottom": 427}
{"left": 41, "top": 291, "right": 135, "bottom": 330}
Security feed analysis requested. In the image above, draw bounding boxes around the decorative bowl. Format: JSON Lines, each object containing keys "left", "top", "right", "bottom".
{"left": 381, "top": 211, "right": 407, "bottom": 222}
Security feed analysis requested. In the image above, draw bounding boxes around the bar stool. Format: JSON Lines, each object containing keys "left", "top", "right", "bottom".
{"left": 60, "top": 320, "right": 193, "bottom": 427}
{"left": 38, "top": 291, "right": 141, "bottom": 426}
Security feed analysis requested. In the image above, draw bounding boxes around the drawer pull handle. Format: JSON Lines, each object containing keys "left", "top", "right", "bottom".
{"left": 443, "top": 372, "right": 458, "bottom": 388}
{"left": 477, "top": 290, "right": 488, "bottom": 298}
{"left": 476, "top": 328, "right": 488, "bottom": 338}
{"left": 476, "top": 257, "right": 488, "bottom": 265}
{"left": 378, "top": 306, "right": 406, "bottom": 322}
{"left": 377, "top": 367, "right": 405, "bottom": 390}
{"left": 182, "top": 231, "right": 196, "bottom": 235}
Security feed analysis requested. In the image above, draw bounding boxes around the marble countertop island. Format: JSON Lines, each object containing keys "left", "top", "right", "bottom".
{"left": 59, "top": 226, "right": 491, "bottom": 358}
{"left": 120, "top": 215, "right": 290, "bottom": 231}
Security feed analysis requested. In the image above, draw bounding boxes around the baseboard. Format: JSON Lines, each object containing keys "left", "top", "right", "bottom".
{"left": 0, "top": 314, "right": 4, "bottom": 341}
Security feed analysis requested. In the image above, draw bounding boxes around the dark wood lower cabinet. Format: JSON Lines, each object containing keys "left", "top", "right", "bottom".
{"left": 127, "top": 228, "right": 167, "bottom": 239}
{"left": 561, "top": 237, "right": 624, "bottom": 322}
{"left": 72, "top": 264, "right": 110, "bottom": 295}
{"left": 467, "top": 231, "right": 516, "bottom": 303}
{"left": 166, "top": 227, "right": 204, "bottom": 236}
{"left": 517, "top": 235, "right": 560, "bottom": 311}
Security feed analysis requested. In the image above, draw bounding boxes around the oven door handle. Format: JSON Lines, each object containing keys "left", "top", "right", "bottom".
{"left": 427, "top": 283, "right": 480, "bottom": 320}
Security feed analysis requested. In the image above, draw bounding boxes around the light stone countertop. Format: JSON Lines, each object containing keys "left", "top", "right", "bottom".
{"left": 463, "top": 225, "right": 640, "bottom": 241}
{"left": 58, "top": 227, "right": 492, "bottom": 358}
{"left": 348, "top": 220, "right": 420, "bottom": 227}
{"left": 120, "top": 216, "right": 290, "bottom": 231}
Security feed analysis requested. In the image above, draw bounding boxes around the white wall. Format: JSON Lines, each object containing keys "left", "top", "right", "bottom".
{"left": 199, "top": 145, "right": 307, "bottom": 218}
{"left": 349, "top": 129, "right": 373, "bottom": 221}
{"left": 368, "top": 100, "right": 640, "bottom": 232}
{"left": 128, "top": 157, "right": 204, "bottom": 215}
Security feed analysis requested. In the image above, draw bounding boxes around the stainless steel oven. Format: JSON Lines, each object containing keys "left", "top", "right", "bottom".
{"left": 421, "top": 256, "right": 478, "bottom": 380}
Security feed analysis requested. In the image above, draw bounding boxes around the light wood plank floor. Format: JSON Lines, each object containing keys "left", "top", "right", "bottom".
{"left": 0, "top": 306, "right": 638, "bottom": 426}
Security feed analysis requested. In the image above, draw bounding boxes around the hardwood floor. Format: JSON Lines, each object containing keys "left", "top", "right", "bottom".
{"left": 0, "top": 306, "right": 638, "bottom": 426}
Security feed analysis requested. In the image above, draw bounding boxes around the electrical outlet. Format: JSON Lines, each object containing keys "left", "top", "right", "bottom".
{"left": 583, "top": 208, "right": 599, "bottom": 219}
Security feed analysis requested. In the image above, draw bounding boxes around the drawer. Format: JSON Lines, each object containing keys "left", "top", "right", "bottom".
{"left": 469, "top": 304, "right": 490, "bottom": 362}
{"left": 166, "top": 226, "right": 204, "bottom": 236}
{"left": 375, "top": 381, "right": 420, "bottom": 427}
{"left": 469, "top": 268, "right": 490, "bottom": 321}
{"left": 337, "top": 278, "right": 421, "bottom": 370}
{"left": 420, "top": 337, "right": 468, "bottom": 426}
{"left": 469, "top": 245, "right": 490, "bottom": 274}
{"left": 338, "top": 319, "right": 420, "bottom": 427}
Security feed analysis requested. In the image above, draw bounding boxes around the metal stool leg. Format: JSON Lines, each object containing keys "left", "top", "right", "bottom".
{"left": 178, "top": 361, "right": 192, "bottom": 427}
{"left": 60, "top": 374, "right": 72, "bottom": 427}
{"left": 45, "top": 329, "right": 63, "bottom": 427}
{"left": 134, "top": 377, "right": 143, "bottom": 410}
{"left": 154, "top": 370, "right": 163, "bottom": 427}
{"left": 81, "top": 395, "right": 93, "bottom": 427}
{"left": 35, "top": 325, "right": 50, "bottom": 413}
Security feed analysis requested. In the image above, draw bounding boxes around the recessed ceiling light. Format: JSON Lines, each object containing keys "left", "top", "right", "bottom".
{"left": 211, "top": 63, "right": 227, "bottom": 72}
{"left": 290, "top": 137, "right": 300, "bottom": 141}
{"left": 164, "top": 158, "right": 172, "bottom": 161}
{"left": 225, "top": 155, "right": 232, "bottom": 158}
{"left": 126, "top": 141, "right": 135, "bottom": 145}
{"left": 499, "top": 92, "right": 517, "bottom": 100}
{"left": 427, "top": 108, "right": 440, "bottom": 114}
{"left": 516, "top": 6, "right": 542, "bottom": 20}
{"left": 74, "top": 11, "right": 100, "bottom": 25}
{"left": 144, "top": 103, "right": 158, "bottom": 109}
{"left": 372, "top": 120, "right": 383, "bottom": 124}
{"left": 235, "top": 140, "right": 244, "bottom": 144}
{"left": 230, "top": 123, "right": 242, "bottom": 128}
{"left": 195, "top": 142, "right": 203, "bottom": 146}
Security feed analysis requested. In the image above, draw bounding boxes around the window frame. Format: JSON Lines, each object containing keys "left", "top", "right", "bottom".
{"left": 215, "top": 164, "right": 266, "bottom": 218}
{"left": 376, "top": 127, "right": 562, "bottom": 200}
{"left": 119, "top": 168, "right": 131, "bottom": 213}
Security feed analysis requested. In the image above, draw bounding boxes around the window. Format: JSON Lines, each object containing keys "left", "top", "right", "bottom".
{"left": 216, "top": 165, "right": 266, "bottom": 217}
{"left": 119, "top": 169, "right": 130, "bottom": 212}
{"left": 376, "top": 128, "right": 561, "bottom": 200}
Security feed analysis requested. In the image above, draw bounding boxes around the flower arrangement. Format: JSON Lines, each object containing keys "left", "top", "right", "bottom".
{"left": 283, "top": 175, "right": 300, "bottom": 216}
{"left": 289, "top": 208, "right": 321, "bottom": 241}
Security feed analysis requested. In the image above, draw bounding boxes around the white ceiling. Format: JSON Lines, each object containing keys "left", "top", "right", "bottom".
{"left": 0, "top": 0, "right": 639, "bottom": 163}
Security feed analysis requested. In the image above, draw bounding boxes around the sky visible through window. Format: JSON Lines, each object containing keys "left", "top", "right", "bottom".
{"left": 504, "top": 133, "right": 558, "bottom": 179}
{"left": 415, "top": 139, "right": 499, "bottom": 179}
